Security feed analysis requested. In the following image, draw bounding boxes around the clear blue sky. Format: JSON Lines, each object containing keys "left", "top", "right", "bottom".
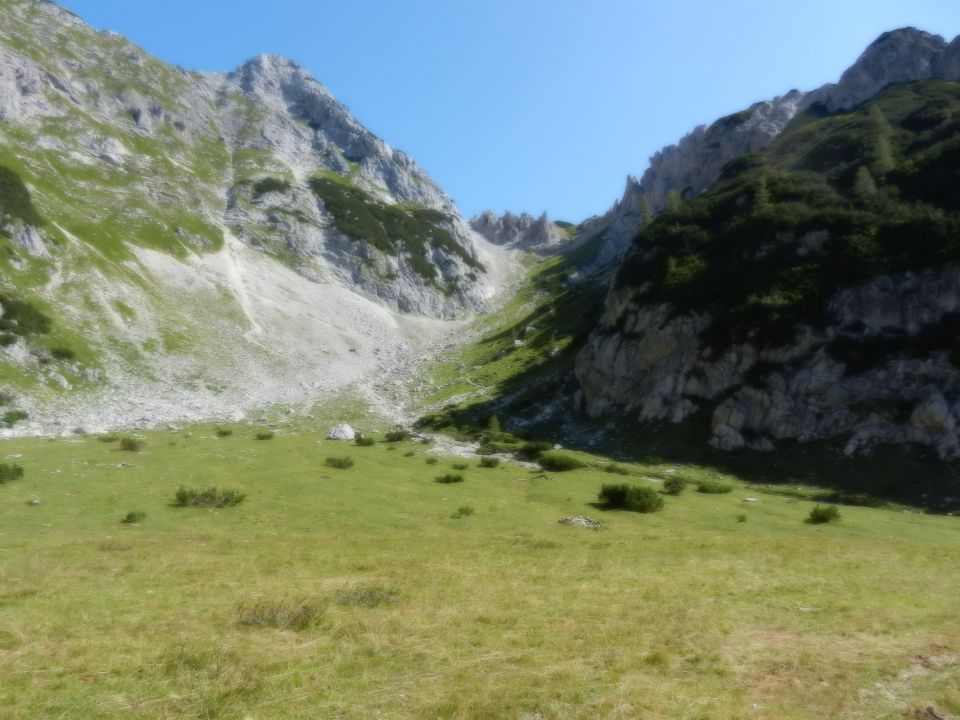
{"left": 60, "top": 0, "right": 960, "bottom": 222}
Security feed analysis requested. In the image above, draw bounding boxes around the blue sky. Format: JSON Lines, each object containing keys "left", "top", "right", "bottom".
{"left": 61, "top": 0, "right": 960, "bottom": 222}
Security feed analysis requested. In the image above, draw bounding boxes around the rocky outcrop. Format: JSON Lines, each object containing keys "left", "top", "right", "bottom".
{"left": 576, "top": 28, "right": 960, "bottom": 271}
{"left": 469, "top": 211, "right": 568, "bottom": 255}
{"left": 576, "top": 268, "right": 960, "bottom": 459}
{"left": 0, "top": 0, "right": 493, "bottom": 319}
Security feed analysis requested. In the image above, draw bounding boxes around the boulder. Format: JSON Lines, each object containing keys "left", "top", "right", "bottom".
{"left": 326, "top": 423, "right": 355, "bottom": 441}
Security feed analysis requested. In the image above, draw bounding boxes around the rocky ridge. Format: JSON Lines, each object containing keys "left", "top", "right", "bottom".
{"left": 575, "top": 28, "right": 960, "bottom": 272}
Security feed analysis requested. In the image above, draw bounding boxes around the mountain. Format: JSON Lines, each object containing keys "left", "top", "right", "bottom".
{"left": 0, "top": 0, "right": 514, "bottom": 433}
{"left": 576, "top": 77, "right": 960, "bottom": 458}
{"left": 573, "top": 28, "right": 960, "bottom": 275}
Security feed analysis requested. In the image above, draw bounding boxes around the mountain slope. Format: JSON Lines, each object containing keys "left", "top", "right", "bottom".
{"left": 576, "top": 78, "right": 960, "bottom": 458}
{"left": 573, "top": 28, "right": 960, "bottom": 275}
{"left": 0, "top": 0, "right": 513, "bottom": 433}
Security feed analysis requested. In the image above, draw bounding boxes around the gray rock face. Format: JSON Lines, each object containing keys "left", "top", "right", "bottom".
{"left": 469, "top": 211, "right": 568, "bottom": 255}
{"left": 577, "top": 28, "right": 960, "bottom": 270}
{"left": 0, "top": 0, "right": 491, "bottom": 319}
{"left": 575, "top": 268, "right": 960, "bottom": 459}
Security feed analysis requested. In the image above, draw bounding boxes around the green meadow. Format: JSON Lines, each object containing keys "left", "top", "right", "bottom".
{"left": 1, "top": 425, "right": 958, "bottom": 719}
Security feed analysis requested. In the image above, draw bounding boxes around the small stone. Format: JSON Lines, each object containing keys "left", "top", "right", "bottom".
{"left": 26, "top": 499, "right": 40, "bottom": 506}
{"left": 559, "top": 515, "right": 601, "bottom": 529}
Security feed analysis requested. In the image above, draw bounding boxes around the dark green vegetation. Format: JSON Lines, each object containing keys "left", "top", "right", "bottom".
{"left": 255, "top": 431, "right": 275, "bottom": 441}
{"left": 435, "top": 473, "right": 465, "bottom": 484}
{"left": 118, "top": 437, "right": 144, "bottom": 452}
{"left": 479, "top": 457, "right": 501, "bottom": 468}
{"left": 173, "top": 487, "right": 246, "bottom": 508}
{"left": 384, "top": 429, "right": 411, "bottom": 442}
{"left": 325, "top": 456, "right": 354, "bottom": 469}
{"left": 538, "top": 451, "right": 588, "bottom": 472}
{"left": 598, "top": 483, "right": 665, "bottom": 513}
{"left": 615, "top": 80, "right": 960, "bottom": 354}
{"left": 0, "top": 293, "right": 52, "bottom": 342}
{"left": 697, "top": 480, "right": 735, "bottom": 494}
{"left": 355, "top": 435, "right": 376, "bottom": 447}
{"left": 309, "top": 175, "right": 482, "bottom": 284}
{"left": 0, "top": 463, "right": 24, "bottom": 484}
{"left": 251, "top": 176, "right": 291, "bottom": 199}
{"left": 663, "top": 476, "right": 689, "bottom": 495}
{"left": 0, "top": 165, "right": 45, "bottom": 230}
{"left": 807, "top": 504, "right": 842, "bottom": 524}
{"left": 1, "top": 410, "right": 28, "bottom": 428}
{"left": 120, "top": 510, "right": 146, "bottom": 524}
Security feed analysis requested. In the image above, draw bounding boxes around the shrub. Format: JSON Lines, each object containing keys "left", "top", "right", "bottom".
{"left": 538, "top": 451, "right": 587, "bottom": 472}
{"left": 435, "top": 473, "right": 464, "bottom": 484}
{"left": 121, "top": 510, "right": 146, "bottom": 524}
{"left": 216, "top": 429, "right": 233, "bottom": 438}
{"left": 174, "top": 487, "right": 246, "bottom": 508}
{"left": 98, "top": 434, "right": 120, "bottom": 443}
{"left": 0, "top": 463, "right": 24, "bottom": 484}
{"left": 251, "top": 176, "right": 291, "bottom": 199}
{"left": 452, "top": 462, "right": 468, "bottom": 470}
{"left": 325, "top": 456, "right": 354, "bottom": 469}
{"left": 696, "top": 480, "right": 734, "bottom": 494}
{"left": 663, "top": 476, "right": 688, "bottom": 495}
{"left": 1, "top": 410, "right": 28, "bottom": 428}
{"left": 355, "top": 434, "right": 376, "bottom": 447}
{"left": 477, "top": 441, "right": 518, "bottom": 455}
{"left": 238, "top": 598, "right": 325, "bottom": 630}
{"left": 256, "top": 431, "right": 275, "bottom": 441}
{"left": 599, "top": 483, "right": 664, "bottom": 513}
{"left": 520, "top": 441, "right": 553, "bottom": 458}
{"left": 119, "top": 437, "right": 145, "bottom": 452}
{"left": 334, "top": 585, "right": 399, "bottom": 608}
{"left": 384, "top": 429, "right": 410, "bottom": 442}
{"left": 451, "top": 505, "right": 474, "bottom": 519}
{"left": 50, "top": 347, "right": 75, "bottom": 361}
{"left": 404, "top": 450, "right": 416, "bottom": 457}
{"left": 736, "top": 514, "right": 748, "bottom": 523}
{"left": 807, "top": 505, "right": 841, "bottom": 524}
{"left": 425, "top": 457, "right": 439, "bottom": 465}
{"left": 604, "top": 463, "right": 633, "bottom": 476}
{"left": 479, "top": 457, "right": 501, "bottom": 468}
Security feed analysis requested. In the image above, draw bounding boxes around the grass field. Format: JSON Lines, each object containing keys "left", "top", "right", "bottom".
{"left": 1, "top": 425, "right": 959, "bottom": 719}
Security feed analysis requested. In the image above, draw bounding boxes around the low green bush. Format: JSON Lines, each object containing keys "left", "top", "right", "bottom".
{"left": 663, "top": 476, "right": 688, "bottom": 495}
{"left": 121, "top": 510, "right": 146, "bottom": 524}
{"left": 435, "top": 473, "right": 465, "bottom": 484}
{"left": 425, "top": 457, "right": 439, "bottom": 465}
{"left": 452, "top": 462, "right": 468, "bottom": 471}
{"left": 325, "top": 456, "right": 354, "bottom": 469}
{"left": 0, "top": 463, "right": 24, "bottom": 484}
{"left": 216, "top": 429, "right": 233, "bottom": 438}
{"left": 599, "top": 483, "right": 664, "bottom": 513}
{"left": 384, "top": 430, "right": 410, "bottom": 442}
{"left": 50, "top": 347, "right": 75, "bottom": 361}
{"left": 119, "top": 437, "right": 145, "bottom": 452}
{"left": 98, "top": 434, "right": 119, "bottom": 443}
{"left": 520, "top": 441, "right": 554, "bottom": 458}
{"left": 256, "top": 431, "right": 275, "bottom": 441}
{"left": 479, "top": 457, "right": 501, "bottom": 468}
{"left": 451, "top": 505, "right": 474, "bottom": 519}
{"left": 807, "top": 505, "right": 841, "bottom": 524}
{"left": 404, "top": 450, "right": 416, "bottom": 457}
{"left": 538, "top": 451, "right": 587, "bottom": 472}
{"left": 604, "top": 463, "right": 633, "bottom": 476}
{"left": 476, "top": 441, "right": 517, "bottom": 455}
{"left": 355, "top": 435, "right": 376, "bottom": 447}
{"left": 174, "top": 487, "right": 246, "bottom": 508}
{"left": 1, "top": 410, "right": 28, "bottom": 428}
{"left": 696, "top": 480, "right": 734, "bottom": 494}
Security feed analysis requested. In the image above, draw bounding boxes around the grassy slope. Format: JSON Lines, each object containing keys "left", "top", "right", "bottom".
{"left": 1, "top": 423, "right": 958, "bottom": 719}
